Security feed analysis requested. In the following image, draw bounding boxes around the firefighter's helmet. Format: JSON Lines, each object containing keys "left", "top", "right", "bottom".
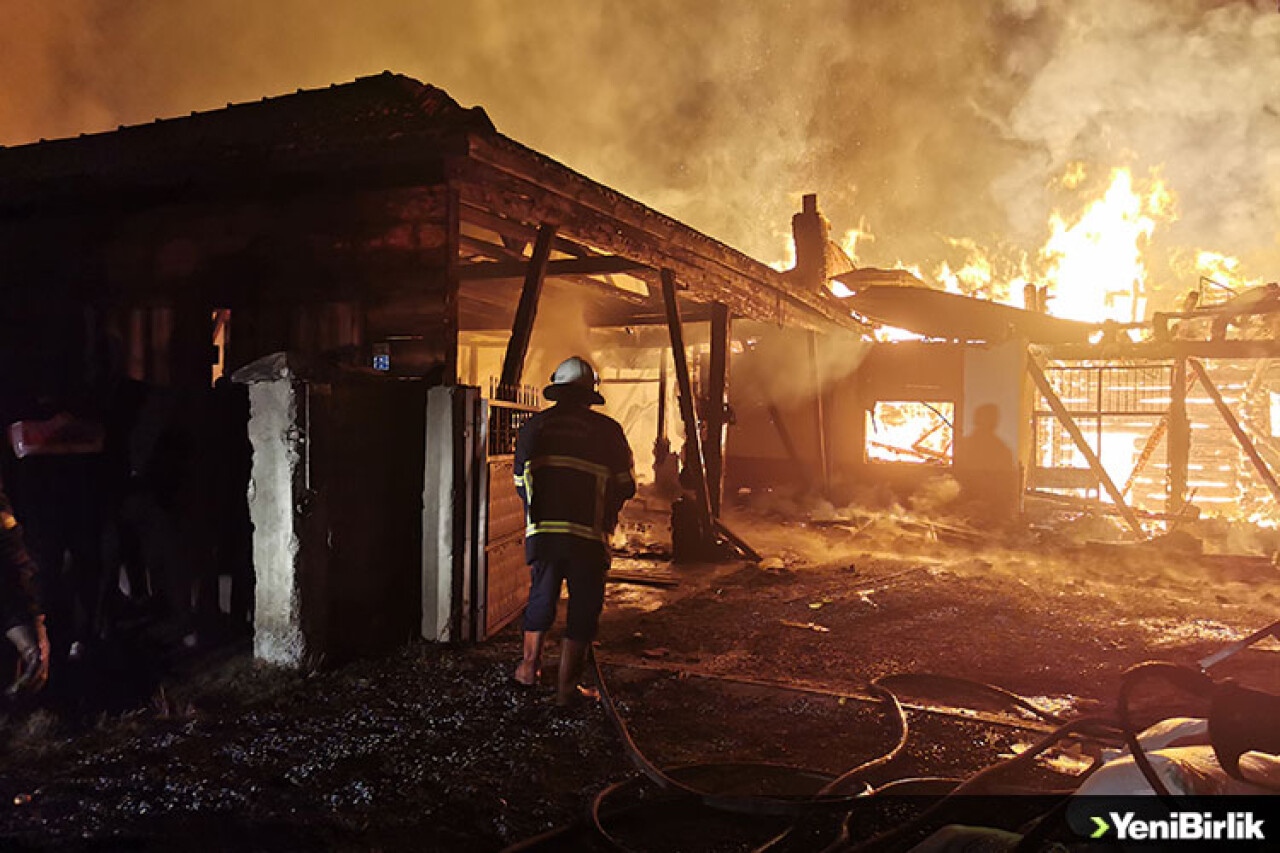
{"left": 545, "top": 356, "right": 605, "bottom": 405}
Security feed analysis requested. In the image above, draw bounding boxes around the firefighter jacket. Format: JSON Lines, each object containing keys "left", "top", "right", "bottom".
{"left": 0, "top": 485, "right": 42, "bottom": 633}
{"left": 514, "top": 402, "right": 636, "bottom": 563}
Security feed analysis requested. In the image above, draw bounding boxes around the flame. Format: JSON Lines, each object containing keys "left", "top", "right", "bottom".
{"left": 934, "top": 238, "right": 1000, "bottom": 299}
{"left": 839, "top": 224, "right": 872, "bottom": 267}
{"left": 1191, "top": 250, "right": 1263, "bottom": 295}
{"left": 781, "top": 167, "right": 1275, "bottom": 525}
{"left": 1040, "top": 167, "right": 1175, "bottom": 323}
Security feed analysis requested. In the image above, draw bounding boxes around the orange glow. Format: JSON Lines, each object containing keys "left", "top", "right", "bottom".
{"left": 1040, "top": 168, "right": 1174, "bottom": 323}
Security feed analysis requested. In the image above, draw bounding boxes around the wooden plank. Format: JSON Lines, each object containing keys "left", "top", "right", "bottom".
{"left": 705, "top": 303, "right": 730, "bottom": 516}
{"left": 499, "top": 223, "right": 556, "bottom": 391}
{"left": 1188, "top": 358, "right": 1280, "bottom": 507}
{"left": 809, "top": 330, "right": 830, "bottom": 496}
{"left": 1167, "top": 357, "right": 1190, "bottom": 513}
{"left": 455, "top": 255, "right": 648, "bottom": 280}
{"left": 661, "top": 268, "right": 714, "bottom": 541}
{"left": 1027, "top": 359, "right": 1146, "bottom": 539}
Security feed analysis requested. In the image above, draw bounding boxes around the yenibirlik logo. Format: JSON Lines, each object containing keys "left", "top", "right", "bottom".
{"left": 1088, "top": 811, "right": 1265, "bottom": 842}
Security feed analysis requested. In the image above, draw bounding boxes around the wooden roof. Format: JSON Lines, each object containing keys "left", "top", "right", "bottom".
{"left": 0, "top": 72, "right": 859, "bottom": 333}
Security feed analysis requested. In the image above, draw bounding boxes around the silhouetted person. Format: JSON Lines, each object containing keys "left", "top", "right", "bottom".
{"left": 958, "top": 403, "right": 1018, "bottom": 525}
{"left": 8, "top": 404, "right": 105, "bottom": 661}
{"left": 0, "top": 479, "right": 49, "bottom": 694}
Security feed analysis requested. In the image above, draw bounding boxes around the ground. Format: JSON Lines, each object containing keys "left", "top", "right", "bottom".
{"left": 1, "top": 497, "right": 1277, "bottom": 851}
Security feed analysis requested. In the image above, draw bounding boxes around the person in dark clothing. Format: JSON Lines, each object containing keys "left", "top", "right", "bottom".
{"left": 513, "top": 356, "right": 635, "bottom": 705}
{"left": 1, "top": 481, "right": 49, "bottom": 695}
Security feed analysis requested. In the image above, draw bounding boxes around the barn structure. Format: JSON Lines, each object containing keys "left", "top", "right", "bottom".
{"left": 0, "top": 72, "right": 865, "bottom": 666}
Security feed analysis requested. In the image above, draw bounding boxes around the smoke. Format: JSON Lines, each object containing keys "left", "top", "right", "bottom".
{"left": 2, "top": 1, "right": 1278, "bottom": 307}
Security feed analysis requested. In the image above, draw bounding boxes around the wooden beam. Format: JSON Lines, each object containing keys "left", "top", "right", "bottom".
{"left": 498, "top": 223, "right": 557, "bottom": 393}
{"left": 660, "top": 268, "right": 715, "bottom": 540}
{"left": 1027, "top": 359, "right": 1146, "bottom": 539}
{"left": 444, "top": 184, "right": 461, "bottom": 384}
{"left": 469, "top": 133, "right": 849, "bottom": 326}
{"left": 1188, "top": 358, "right": 1280, "bottom": 507}
{"left": 1041, "top": 339, "right": 1280, "bottom": 361}
{"left": 809, "top": 330, "right": 830, "bottom": 497}
{"left": 448, "top": 157, "right": 856, "bottom": 332}
{"left": 458, "top": 202, "right": 602, "bottom": 260}
{"left": 657, "top": 348, "right": 668, "bottom": 441}
{"left": 458, "top": 234, "right": 650, "bottom": 307}
{"left": 1168, "top": 357, "right": 1190, "bottom": 513}
{"left": 705, "top": 303, "right": 730, "bottom": 516}
{"left": 455, "top": 255, "right": 649, "bottom": 280}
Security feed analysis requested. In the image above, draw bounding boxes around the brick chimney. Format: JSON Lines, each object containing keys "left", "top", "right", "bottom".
{"left": 791, "top": 193, "right": 831, "bottom": 293}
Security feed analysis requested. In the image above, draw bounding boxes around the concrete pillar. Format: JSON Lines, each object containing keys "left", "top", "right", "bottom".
{"left": 421, "top": 385, "right": 482, "bottom": 643}
{"left": 233, "top": 353, "right": 313, "bottom": 667}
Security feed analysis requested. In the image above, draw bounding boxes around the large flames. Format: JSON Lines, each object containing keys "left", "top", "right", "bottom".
{"left": 796, "top": 161, "right": 1274, "bottom": 524}
{"left": 1041, "top": 167, "right": 1174, "bottom": 323}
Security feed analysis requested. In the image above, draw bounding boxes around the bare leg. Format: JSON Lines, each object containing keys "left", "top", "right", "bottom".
{"left": 555, "top": 638, "right": 590, "bottom": 706}
{"left": 514, "top": 630, "right": 545, "bottom": 686}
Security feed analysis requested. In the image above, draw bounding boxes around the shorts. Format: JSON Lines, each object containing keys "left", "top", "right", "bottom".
{"left": 522, "top": 556, "right": 607, "bottom": 641}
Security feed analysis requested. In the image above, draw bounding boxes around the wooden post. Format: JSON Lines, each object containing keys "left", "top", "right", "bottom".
{"left": 705, "top": 303, "right": 730, "bottom": 517}
{"left": 1188, "top": 358, "right": 1280, "bottom": 507}
{"left": 660, "top": 269, "right": 714, "bottom": 537}
{"left": 809, "top": 330, "right": 831, "bottom": 496}
{"left": 1027, "top": 360, "right": 1145, "bottom": 539}
{"left": 498, "top": 223, "right": 557, "bottom": 395}
{"left": 1168, "top": 358, "right": 1190, "bottom": 513}
{"left": 444, "top": 185, "right": 461, "bottom": 385}
{"left": 657, "top": 348, "right": 668, "bottom": 442}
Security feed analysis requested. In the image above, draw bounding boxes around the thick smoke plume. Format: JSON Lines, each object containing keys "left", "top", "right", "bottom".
{"left": 3, "top": 1, "right": 1277, "bottom": 307}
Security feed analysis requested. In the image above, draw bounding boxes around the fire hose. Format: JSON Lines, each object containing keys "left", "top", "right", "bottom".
{"left": 503, "top": 655, "right": 1116, "bottom": 852}
{"left": 503, "top": 621, "right": 1280, "bottom": 852}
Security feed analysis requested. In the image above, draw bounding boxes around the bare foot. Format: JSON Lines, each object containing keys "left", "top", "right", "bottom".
{"left": 513, "top": 661, "right": 540, "bottom": 686}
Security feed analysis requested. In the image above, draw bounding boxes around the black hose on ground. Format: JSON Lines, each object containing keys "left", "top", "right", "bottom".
{"left": 591, "top": 648, "right": 897, "bottom": 818}
{"left": 832, "top": 716, "right": 1125, "bottom": 853}
{"left": 1114, "top": 661, "right": 1214, "bottom": 800}
{"left": 501, "top": 655, "right": 1117, "bottom": 853}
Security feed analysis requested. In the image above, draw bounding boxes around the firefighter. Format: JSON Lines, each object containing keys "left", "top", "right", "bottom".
{"left": 1, "top": 482, "right": 49, "bottom": 695}
{"left": 513, "top": 356, "right": 635, "bottom": 706}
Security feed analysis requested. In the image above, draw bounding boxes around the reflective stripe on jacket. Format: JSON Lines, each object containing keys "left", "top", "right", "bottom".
{"left": 514, "top": 402, "right": 635, "bottom": 562}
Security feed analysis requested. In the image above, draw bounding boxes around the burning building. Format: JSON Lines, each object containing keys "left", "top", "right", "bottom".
{"left": 0, "top": 73, "right": 866, "bottom": 667}
{"left": 1, "top": 68, "right": 1277, "bottom": 673}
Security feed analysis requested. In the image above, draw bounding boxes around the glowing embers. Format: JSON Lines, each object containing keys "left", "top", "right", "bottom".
{"left": 866, "top": 401, "right": 954, "bottom": 465}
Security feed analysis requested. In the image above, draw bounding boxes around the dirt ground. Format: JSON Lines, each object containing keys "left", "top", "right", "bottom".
{"left": 1, "top": 497, "right": 1277, "bottom": 851}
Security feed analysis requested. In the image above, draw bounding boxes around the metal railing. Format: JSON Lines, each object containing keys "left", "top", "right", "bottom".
{"left": 486, "top": 379, "right": 541, "bottom": 456}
